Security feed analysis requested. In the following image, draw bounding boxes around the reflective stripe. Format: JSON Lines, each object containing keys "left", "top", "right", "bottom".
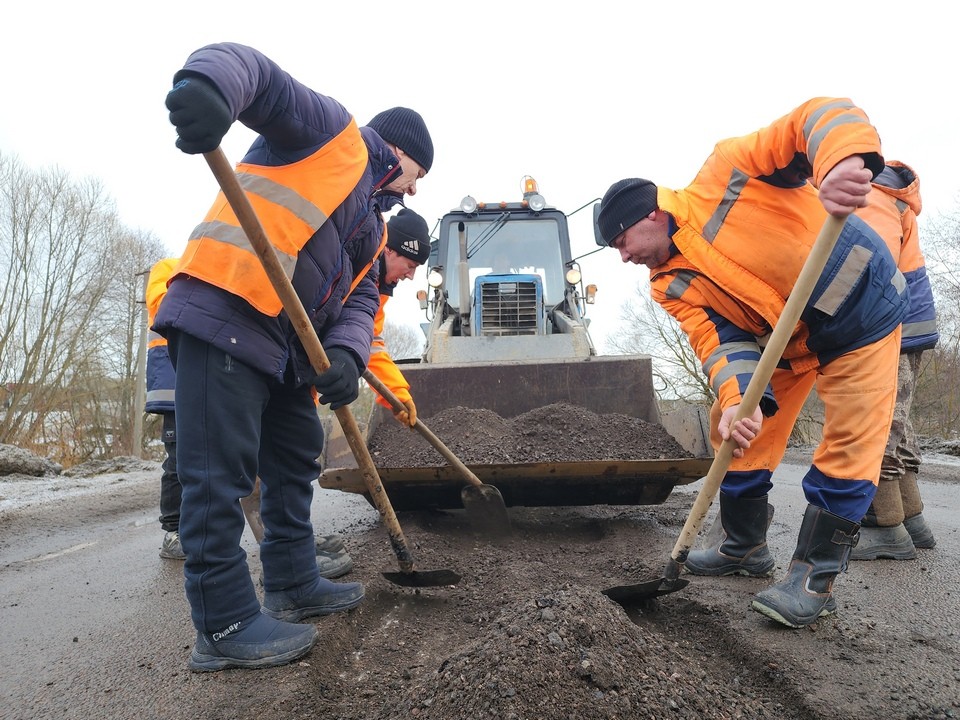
{"left": 813, "top": 246, "right": 871, "bottom": 316}
{"left": 892, "top": 269, "right": 906, "bottom": 295}
{"left": 807, "top": 113, "right": 865, "bottom": 168}
{"left": 902, "top": 318, "right": 938, "bottom": 339}
{"left": 370, "top": 345, "right": 388, "bottom": 356}
{"left": 801, "top": 100, "right": 855, "bottom": 165}
{"left": 703, "top": 169, "right": 749, "bottom": 242}
{"left": 703, "top": 342, "right": 760, "bottom": 376}
{"left": 190, "top": 219, "right": 298, "bottom": 279}
{"left": 238, "top": 172, "right": 330, "bottom": 230}
{"left": 146, "top": 389, "right": 175, "bottom": 404}
{"left": 711, "top": 358, "right": 759, "bottom": 392}
{"left": 665, "top": 270, "right": 696, "bottom": 300}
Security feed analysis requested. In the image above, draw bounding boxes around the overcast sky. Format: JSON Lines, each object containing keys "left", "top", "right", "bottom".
{"left": 3, "top": 1, "right": 957, "bottom": 350}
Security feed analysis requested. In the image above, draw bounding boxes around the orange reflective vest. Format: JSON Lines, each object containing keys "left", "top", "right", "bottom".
{"left": 173, "top": 119, "right": 368, "bottom": 316}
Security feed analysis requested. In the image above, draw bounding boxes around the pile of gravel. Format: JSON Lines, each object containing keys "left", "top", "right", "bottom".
{"left": 374, "top": 586, "right": 786, "bottom": 719}
{"left": 368, "top": 402, "right": 693, "bottom": 467}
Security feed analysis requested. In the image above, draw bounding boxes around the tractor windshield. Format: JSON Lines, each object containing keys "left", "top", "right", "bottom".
{"left": 443, "top": 215, "right": 566, "bottom": 308}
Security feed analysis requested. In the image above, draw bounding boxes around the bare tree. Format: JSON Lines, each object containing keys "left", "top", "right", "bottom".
{"left": 914, "top": 206, "right": 960, "bottom": 438}
{"left": 383, "top": 320, "right": 425, "bottom": 362}
{"left": 604, "top": 285, "right": 713, "bottom": 406}
{"left": 0, "top": 152, "right": 166, "bottom": 461}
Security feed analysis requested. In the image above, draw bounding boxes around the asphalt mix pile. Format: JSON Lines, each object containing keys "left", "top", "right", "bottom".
{"left": 368, "top": 402, "right": 694, "bottom": 466}
{"left": 356, "top": 585, "right": 793, "bottom": 720}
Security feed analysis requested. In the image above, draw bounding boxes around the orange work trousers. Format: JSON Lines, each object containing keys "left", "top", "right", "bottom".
{"left": 710, "top": 328, "right": 901, "bottom": 494}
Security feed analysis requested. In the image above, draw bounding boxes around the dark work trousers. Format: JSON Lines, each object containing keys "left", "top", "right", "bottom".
{"left": 168, "top": 330, "right": 324, "bottom": 635}
{"left": 158, "top": 412, "right": 181, "bottom": 532}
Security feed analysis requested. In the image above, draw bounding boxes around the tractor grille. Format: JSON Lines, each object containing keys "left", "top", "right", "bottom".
{"left": 478, "top": 280, "right": 539, "bottom": 336}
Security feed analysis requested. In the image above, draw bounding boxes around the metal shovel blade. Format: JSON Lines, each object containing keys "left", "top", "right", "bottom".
{"left": 461, "top": 483, "right": 512, "bottom": 535}
{"left": 601, "top": 576, "right": 690, "bottom": 605}
{"left": 382, "top": 568, "right": 463, "bottom": 587}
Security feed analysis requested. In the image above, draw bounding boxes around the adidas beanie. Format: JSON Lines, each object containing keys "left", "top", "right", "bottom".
{"left": 387, "top": 208, "right": 431, "bottom": 264}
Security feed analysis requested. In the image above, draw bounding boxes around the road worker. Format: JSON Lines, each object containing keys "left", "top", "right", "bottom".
{"left": 849, "top": 161, "right": 939, "bottom": 559}
{"left": 155, "top": 42, "right": 434, "bottom": 671}
{"left": 596, "top": 97, "right": 907, "bottom": 628}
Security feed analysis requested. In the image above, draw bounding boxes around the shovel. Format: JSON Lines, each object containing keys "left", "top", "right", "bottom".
{"left": 603, "top": 214, "right": 848, "bottom": 605}
{"left": 362, "top": 369, "right": 512, "bottom": 535}
{"left": 203, "top": 147, "right": 461, "bottom": 588}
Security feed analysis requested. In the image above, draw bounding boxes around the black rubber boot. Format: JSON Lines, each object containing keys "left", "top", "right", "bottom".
{"left": 685, "top": 494, "right": 775, "bottom": 577}
{"left": 751, "top": 504, "right": 860, "bottom": 628}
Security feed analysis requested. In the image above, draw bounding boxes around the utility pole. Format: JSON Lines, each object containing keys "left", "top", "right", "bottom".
{"left": 132, "top": 269, "right": 149, "bottom": 459}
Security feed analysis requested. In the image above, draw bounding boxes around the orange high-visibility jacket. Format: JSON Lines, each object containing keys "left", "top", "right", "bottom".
{"left": 856, "top": 161, "right": 938, "bottom": 353}
{"left": 650, "top": 98, "right": 907, "bottom": 415}
{"left": 368, "top": 293, "right": 413, "bottom": 409}
{"left": 145, "top": 257, "right": 178, "bottom": 413}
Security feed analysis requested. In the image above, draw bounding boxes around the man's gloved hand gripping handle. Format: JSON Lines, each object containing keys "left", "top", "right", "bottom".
{"left": 312, "top": 348, "right": 360, "bottom": 409}
{"left": 165, "top": 77, "right": 232, "bottom": 155}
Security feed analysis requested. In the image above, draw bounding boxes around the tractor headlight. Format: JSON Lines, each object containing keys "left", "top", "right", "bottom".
{"left": 459, "top": 195, "right": 478, "bottom": 214}
{"left": 427, "top": 269, "right": 444, "bottom": 288}
{"left": 565, "top": 267, "right": 582, "bottom": 285}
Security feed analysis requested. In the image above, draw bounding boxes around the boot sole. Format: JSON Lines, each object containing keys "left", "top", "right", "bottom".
{"left": 849, "top": 546, "right": 916, "bottom": 561}
{"left": 684, "top": 564, "right": 775, "bottom": 578}
{"left": 188, "top": 634, "right": 317, "bottom": 672}
{"left": 750, "top": 599, "right": 834, "bottom": 629}
{"left": 261, "top": 593, "right": 365, "bottom": 622}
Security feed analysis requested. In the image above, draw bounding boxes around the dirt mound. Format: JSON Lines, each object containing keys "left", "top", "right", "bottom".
{"left": 62, "top": 456, "right": 159, "bottom": 478}
{"left": 0, "top": 443, "right": 62, "bottom": 478}
{"left": 376, "top": 585, "right": 787, "bottom": 720}
{"left": 369, "top": 403, "right": 693, "bottom": 466}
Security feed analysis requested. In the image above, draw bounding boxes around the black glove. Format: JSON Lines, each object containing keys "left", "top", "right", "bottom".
{"left": 165, "top": 77, "right": 232, "bottom": 154}
{"left": 312, "top": 348, "right": 360, "bottom": 410}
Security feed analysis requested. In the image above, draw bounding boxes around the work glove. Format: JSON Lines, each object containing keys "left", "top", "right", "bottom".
{"left": 392, "top": 397, "right": 418, "bottom": 428}
{"left": 165, "top": 77, "right": 232, "bottom": 154}
{"left": 312, "top": 348, "right": 360, "bottom": 410}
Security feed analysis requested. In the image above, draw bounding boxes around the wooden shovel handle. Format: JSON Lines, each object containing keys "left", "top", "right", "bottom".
{"left": 362, "top": 370, "right": 484, "bottom": 488}
{"left": 669, "top": 214, "right": 847, "bottom": 567}
{"left": 203, "top": 147, "right": 415, "bottom": 573}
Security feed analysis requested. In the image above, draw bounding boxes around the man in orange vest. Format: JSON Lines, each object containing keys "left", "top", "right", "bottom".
{"left": 368, "top": 208, "right": 432, "bottom": 426}
{"left": 156, "top": 42, "right": 434, "bottom": 672}
{"left": 596, "top": 97, "right": 907, "bottom": 629}
{"left": 145, "top": 258, "right": 183, "bottom": 560}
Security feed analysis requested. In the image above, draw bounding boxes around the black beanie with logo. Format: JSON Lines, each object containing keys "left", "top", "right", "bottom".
{"left": 387, "top": 208, "right": 431, "bottom": 264}
{"left": 367, "top": 107, "right": 434, "bottom": 173}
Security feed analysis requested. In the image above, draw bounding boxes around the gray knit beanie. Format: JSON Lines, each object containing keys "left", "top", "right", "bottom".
{"left": 368, "top": 107, "right": 434, "bottom": 173}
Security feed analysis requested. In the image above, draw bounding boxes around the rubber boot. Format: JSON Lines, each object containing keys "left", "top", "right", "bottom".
{"left": 685, "top": 494, "right": 775, "bottom": 577}
{"left": 262, "top": 575, "right": 365, "bottom": 622}
{"left": 189, "top": 612, "right": 317, "bottom": 672}
{"left": 316, "top": 533, "right": 354, "bottom": 578}
{"left": 849, "top": 523, "right": 915, "bottom": 560}
{"left": 901, "top": 471, "right": 936, "bottom": 548}
{"left": 751, "top": 504, "right": 859, "bottom": 628}
{"left": 903, "top": 514, "right": 936, "bottom": 549}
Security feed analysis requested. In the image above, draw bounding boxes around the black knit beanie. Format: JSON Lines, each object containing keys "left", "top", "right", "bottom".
{"left": 387, "top": 208, "right": 431, "bottom": 264}
{"left": 368, "top": 107, "right": 434, "bottom": 173}
{"left": 596, "top": 178, "right": 659, "bottom": 245}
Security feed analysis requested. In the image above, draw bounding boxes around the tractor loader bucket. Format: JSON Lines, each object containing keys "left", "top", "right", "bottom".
{"left": 319, "top": 356, "right": 713, "bottom": 510}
